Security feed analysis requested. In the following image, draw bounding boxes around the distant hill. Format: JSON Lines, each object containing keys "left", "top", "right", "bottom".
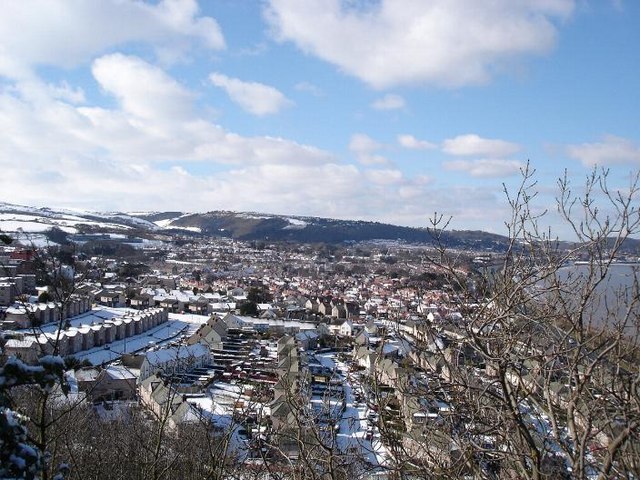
{"left": 0, "top": 202, "right": 640, "bottom": 256}
{"left": 0, "top": 201, "right": 514, "bottom": 250}
{"left": 10, "top": 201, "right": 638, "bottom": 254}
{"left": 134, "top": 210, "right": 511, "bottom": 250}
{"left": 0, "top": 202, "right": 159, "bottom": 233}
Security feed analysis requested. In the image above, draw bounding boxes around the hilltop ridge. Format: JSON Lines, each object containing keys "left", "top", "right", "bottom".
{"left": 0, "top": 201, "right": 511, "bottom": 250}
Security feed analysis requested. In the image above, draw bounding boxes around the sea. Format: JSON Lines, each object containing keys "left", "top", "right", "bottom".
{"left": 555, "top": 263, "right": 640, "bottom": 337}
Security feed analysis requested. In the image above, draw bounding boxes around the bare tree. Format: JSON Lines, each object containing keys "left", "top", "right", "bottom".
{"left": 385, "top": 166, "right": 640, "bottom": 479}
{"left": 4, "top": 166, "right": 638, "bottom": 479}
{"left": 0, "top": 232, "right": 76, "bottom": 480}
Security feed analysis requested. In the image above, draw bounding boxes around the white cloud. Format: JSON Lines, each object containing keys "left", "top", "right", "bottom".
{"left": 398, "top": 184, "right": 430, "bottom": 200}
{"left": 397, "top": 134, "right": 435, "bottom": 150}
{"left": 0, "top": 0, "right": 224, "bottom": 79}
{"left": 566, "top": 135, "right": 640, "bottom": 167}
{"left": 366, "top": 169, "right": 404, "bottom": 185}
{"left": 444, "top": 159, "right": 525, "bottom": 177}
{"left": 47, "top": 82, "right": 86, "bottom": 104}
{"left": 442, "top": 134, "right": 521, "bottom": 157}
{"left": 1, "top": 87, "right": 406, "bottom": 225}
{"left": 371, "top": 94, "right": 405, "bottom": 110}
{"left": 5, "top": 69, "right": 500, "bottom": 228}
{"left": 93, "top": 54, "right": 195, "bottom": 121}
{"left": 358, "top": 155, "right": 389, "bottom": 166}
{"left": 349, "top": 133, "right": 389, "bottom": 165}
{"left": 265, "top": 0, "right": 574, "bottom": 89}
{"left": 0, "top": 80, "right": 520, "bottom": 231}
{"left": 0, "top": 54, "right": 332, "bottom": 171}
{"left": 210, "top": 73, "right": 293, "bottom": 116}
{"left": 295, "top": 81, "right": 323, "bottom": 96}
{"left": 0, "top": 1, "right": 577, "bottom": 235}
{"left": 193, "top": 131, "right": 333, "bottom": 166}
{"left": 349, "top": 133, "right": 381, "bottom": 154}
{"left": 0, "top": 151, "right": 365, "bottom": 221}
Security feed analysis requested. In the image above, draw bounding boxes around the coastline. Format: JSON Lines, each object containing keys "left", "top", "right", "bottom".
{"left": 573, "top": 260, "right": 640, "bottom": 266}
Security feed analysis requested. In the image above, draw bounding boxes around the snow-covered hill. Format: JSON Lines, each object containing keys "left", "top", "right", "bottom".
{"left": 0, "top": 202, "right": 159, "bottom": 234}
{"left": 0, "top": 201, "right": 516, "bottom": 249}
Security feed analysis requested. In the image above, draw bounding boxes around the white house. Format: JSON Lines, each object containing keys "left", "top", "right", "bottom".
{"left": 139, "top": 344, "right": 211, "bottom": 382}
{"left": 338, "top": 320, "right": 354, "bottom": 337}
{"left": 188, "top": 315, "right": 229, "bottom": 350}
{"left": 138, "top": 374, "right": 201, "bottom": 429}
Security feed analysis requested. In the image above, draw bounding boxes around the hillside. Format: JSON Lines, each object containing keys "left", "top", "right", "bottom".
{"left": 0, "top": 202, "right": 158, "bottom": 234}
{"left": 0, "top": 201, "right": 537, "bottom": 251}
{"left": 133, "top": 210, "right": 511, "bottom": 250}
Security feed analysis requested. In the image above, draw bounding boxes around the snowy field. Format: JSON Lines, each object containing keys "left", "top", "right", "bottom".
{"left": 0, "top": 212, "right": 130, "bottom": 233}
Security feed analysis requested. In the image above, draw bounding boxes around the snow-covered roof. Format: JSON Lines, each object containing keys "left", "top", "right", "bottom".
{"left": 105, "top": 365, "right": 137, "bottom": 381}
{"left": 75, "top": 368, "right": 100, "bottom": 382}
{"left": 5, "top": 337, "right": 37, "bottom": 348}
{"left": 145, "top": 343, "right": 209, "bottom": 366}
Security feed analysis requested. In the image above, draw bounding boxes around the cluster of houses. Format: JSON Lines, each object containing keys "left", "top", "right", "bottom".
{"left": 269, "top": 336, "right": 306, "bottom": 458}
{"left": 95, "top": 286, "right": 246, "bottom": 315}
{"left": 303, "top": 297, "right": 359, "bottom": 319}
{"left": 134, "top": 343, "right": 213, "bottom": 430}
{"left": 139, "top": 374, "right": 203, "bottom": 430}
{"left": 101, "top": 286, "right": 367, "bottom": 323}
{"left": 0, "top": 248, "right": 37, "bottom": 307}
{"left": 3, "top": 308, "right": 168, "bottom": 363}
{"left": 139, "top": 343, "right": 211, "bottom": 382}
{"left": 0, "top": 274, "right": 36, "bottom": 307}
{"left": 4, "top": 295, "right": 91, "bottom": 328}
{"left": 0, "top": 230, "right": 630, "bottom": 477}
{"left": 74, "top": 364, "right": 138, "bottom": 403}
{"left": 66, "top": 342, "right": 215, "bottom": 432}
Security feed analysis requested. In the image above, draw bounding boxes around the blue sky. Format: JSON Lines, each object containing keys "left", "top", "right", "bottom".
{"left": 0, "top": 0, "right": 638, "bottom": 238}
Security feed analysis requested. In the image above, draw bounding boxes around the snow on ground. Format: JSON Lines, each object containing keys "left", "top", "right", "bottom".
{"left": 168, "top": 312, "right": 209, "bottom": 332}
{"left": 188, "top": 396, "right": 233, "bottom": 427}
{"left": 286, "top": 218, "right": 307, "bottom": 226}
{"left": 0, "top": 219, "right": 78, "bottom": 233}
{"left": 73, "top": 320, "right": 189, "bottom": 365}
{"left": 211, "top": 381, "right": 243, "bottom": 398}
{"left": 283, "top": 218, "right": 308, "bottom": 230}
{"left": 0, "top": 206, "right": 90, "bottom": 222}
{"left": 154, "top": 218, "right": 179, "bottom": 228}
{"left": 155, "top": 222, "right": 202, "bottom": 233}
{"left": 314, "top": 352, "right": 389, "bottom": 467}
{"left": 193, "top": 381, "right": 260, "bottom": 458}
{"left": 166, "top": 225, "right": 202, "bottom": 233}
{"left": 236, "top": 315, "right": 317, "bottom": 330}
{"left": 0, "top": 213, "right": 56, "bottom": 223}
{"left": 13, "top": 307, "right": 207, "bottom": 365}
{"left": 237, "top": 213, "right": 270, "bottom": 220}
{"left": 12, "top": 233, "right": 57, "bottom": 247}
{"left": 154, "top": 214, "right": 201, "bottom": 232}
{"left": 0, "top": 204, "right": 163, "bottom": 239}
{"left": 98, "top": 212, "right": 158, "bottom": 230}
{"left": 0, "top": 206, "right": 149, "bottom": 232}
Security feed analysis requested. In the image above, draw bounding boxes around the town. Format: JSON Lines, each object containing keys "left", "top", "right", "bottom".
{"left": 1, "top": 227, "right": 637, "bottom": 480}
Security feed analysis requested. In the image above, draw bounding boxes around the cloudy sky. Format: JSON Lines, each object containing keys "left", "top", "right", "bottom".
{"left": 1, "top": 0, "right": 638, "bottom": 237}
